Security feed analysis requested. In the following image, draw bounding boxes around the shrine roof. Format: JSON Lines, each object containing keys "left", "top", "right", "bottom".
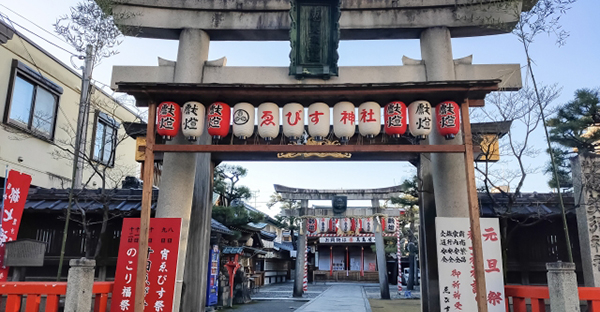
{"left": 479, "top": 192, "right": 575, "bottom": 218}
{"left": 119, "top": 80, "right": 500, "bottom": 108}
{"left": 22, "top": 187, "right": 235, "bottom": 235}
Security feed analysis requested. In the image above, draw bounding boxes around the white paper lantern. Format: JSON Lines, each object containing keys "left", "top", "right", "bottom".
{"left": 340, "top": 218, "right": 352, "bottom": 233}
{"left": 408, "top": 100, "right": 432, "bottom": 139}
{"left": 257, "top": 102, "right": 280, "bottom": 141}
{"left": 362, "top": 218, "right": 374, "bottom": 233}
{"left": 384, "top": 217, "right": 397, "bottom": 233}
{"left": 181, "top": 101, "right": 205, "bottom": 141}
{"left": 232, "top": 102, "right": 255, "bottom": 140}
{"left": 358, "top": 101, "right": 381, "bottom": 138}
{"left": 317, "top": 218, "right": 329, "bottom": 233}
{"left": 308, "top": 102, "right": 330, "bottom": 140}
{"left": 282, "top": 102, "right": 305, "bottom": 141}
{"left": 333, "top": 101, "right": 355, "bottom": 143}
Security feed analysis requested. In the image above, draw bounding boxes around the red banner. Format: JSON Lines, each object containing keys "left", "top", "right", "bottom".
{"left": 0, "top": 170, "right": 32, "bottom": 281}
{"left": 111, "top": 218, "right": 182, "bottom": 312}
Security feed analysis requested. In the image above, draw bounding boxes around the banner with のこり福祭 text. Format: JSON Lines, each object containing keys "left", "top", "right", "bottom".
{"left": 111, "top": 218, "right": 182, "bottom": 312}
{"left": 435, "top": 217, "right": 505, "bottom": 312}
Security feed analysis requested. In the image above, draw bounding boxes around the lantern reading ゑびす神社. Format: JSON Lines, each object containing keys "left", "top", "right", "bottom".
{"left": 358, "top": 101, "right": 381, "bottom": 138}
{"left": 408, "top": 100, "right": 432, "bottom": 139}
{"left": 233, "top": 102, "right": 255, "bottom": 140}
{"left": 207, "top": 102, "right": 230, "bottom": 140}
{"left": 384, "top": 101, "right": 407, "bottom": 139}
{"left": 181, "top": 101, "right": 205, "bottom": 141}
{"left": 157, "top": 101, "right": 180, "bottom": 140}
{"left": 308, "top": 102, "right": 330, "bottom": 141}
{"left": 436, "top": 101, "right": 460, "bottom": 140}
{"left": 283, "top": 103, "right": 305, "bottom": 142}
{"left": 333, "top": 101, "right": 356, "bottom": 144}
{"left": 257, "top": 102, "right": 280, "bottom": 141}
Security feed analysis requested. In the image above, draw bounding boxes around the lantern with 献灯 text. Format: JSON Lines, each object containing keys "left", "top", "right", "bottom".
{"left": 207, "top": 102, "right": 230, "bottom": 140}
{"left": 257, "top": 102, "right": 280, "bottom": 142}
{"left": 233, "top": 102, "right": 255, "bottom": 140}
{"left": 408, "top": 100, "right": 432, "bottom": 139}
{"left": 308, "top": 102, "right": 330, "bottom": 141}
{"left": 156, "top": 101, "right": 181, "bottom": 140}
{"left": 436, "top": 101, "right": 460, "bottom": 140}
{"left": 384, "top": 101, "right": 407, "bottom": 139}
{"left": 384, "top": 217, "right": 397, "bottom": 233}
{"left": 333, "top": 101, "right": 355, "bottom": 144}
{"left": 181, "top": 101, "right": 205, "bottom": 141}
{"left": 358, "top": 101, "right": 381, "bottom": 138}
{"left": 283, "top": 103, "right": 304, "bottom": 142}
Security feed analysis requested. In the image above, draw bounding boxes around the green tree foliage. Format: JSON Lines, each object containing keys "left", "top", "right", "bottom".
{"left": 544, "top": 147, "right": 573, "bottom": 190}
{"left": 211, "top": 204, "right": 264, "bottom": 229}
{"left": 213, "top": 164, "right": 252, "bottom": 207}
{"left": 547, "top": 88, "right": 600, "bottom": 153}
{"left": 268, "top": 193, "right": 301, "bottom": 246}
{"left": 390, "top": 176, "right": 419, "bottom": 244}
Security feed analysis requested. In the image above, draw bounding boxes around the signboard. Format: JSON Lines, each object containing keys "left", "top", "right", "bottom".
{"left": 0, "top": 170, "right": 32, "bottom": 281}
{"left": 4, "top": 239, "right": 46, "bottom": 267}
{"left": 319, "top": 236, "right": 375, "bottom": 243}
{"left": 111, "top": 218, "right": 182, "bottom": 312}
{"left": 435, "top": 217, "right": 505, "bottom": 312}
{"left": 206, "top": 245, "right": 220, "bottom": 307}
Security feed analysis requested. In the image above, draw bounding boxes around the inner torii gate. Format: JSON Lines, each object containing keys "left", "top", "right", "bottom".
{"left": 108, "top": 1, "right": 532, "bottom": 311}
{"left": 274, "top": 184, "right": 406, "bottom": 299}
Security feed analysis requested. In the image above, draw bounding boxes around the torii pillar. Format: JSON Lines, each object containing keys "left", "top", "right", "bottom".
{"left": 154, "top": 29, "right": 213, "bottom": 312}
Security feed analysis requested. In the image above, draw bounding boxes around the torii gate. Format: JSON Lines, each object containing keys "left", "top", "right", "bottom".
{"left": 107, "top": 1, "right": 532, "bottom": 311}
{"left": 274, "top": 184, "right": 406, "bottom": 299}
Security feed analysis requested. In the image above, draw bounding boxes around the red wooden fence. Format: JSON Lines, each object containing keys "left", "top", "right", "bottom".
{"left": 0, "top": 282, "right": 113, "bottom": 312}
{"left": 505, "top": 285, "right": 600, "bottom": 312}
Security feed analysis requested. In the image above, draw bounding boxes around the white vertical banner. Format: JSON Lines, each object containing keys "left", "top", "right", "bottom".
{"left": 435, "top": 217, "right": 505, "bottom": 312}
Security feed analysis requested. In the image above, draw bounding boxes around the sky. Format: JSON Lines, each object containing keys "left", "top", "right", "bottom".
{"left": 1, "top": 0, "right": 599, "bottom": 216}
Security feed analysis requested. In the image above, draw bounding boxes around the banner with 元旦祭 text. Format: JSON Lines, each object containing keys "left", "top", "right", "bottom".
{"left": 111, "top": 218, "right": 182, "bottom": 312}
{"left": 0, "top": 170, "right": 32, "bottom": 281}
{"left": 435, "top": 217, "right": 505, "bottom": 312}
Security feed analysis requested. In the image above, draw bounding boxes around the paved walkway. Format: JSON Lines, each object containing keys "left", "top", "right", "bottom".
{"left": 295, "top": 284, "right": 372, "bottom": 312}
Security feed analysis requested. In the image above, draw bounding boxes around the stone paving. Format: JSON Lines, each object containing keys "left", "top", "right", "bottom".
{"left": 249, "top": 281, "right": 422, "bottom": 312}
{"left": 251, "top": 281, "right": 331, "bottom": 300}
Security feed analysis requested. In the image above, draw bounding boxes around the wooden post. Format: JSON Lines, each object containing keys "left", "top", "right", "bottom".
{"left": 461, "top": 100, "right": 488, "bottom": 312}
{"left": 135, "top": 102, "right": 156, "bottom": 312}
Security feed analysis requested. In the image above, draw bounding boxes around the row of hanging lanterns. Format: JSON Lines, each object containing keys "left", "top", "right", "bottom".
{"left": 306, "top": 217, "right": 399, "bottom": 234}
{"left": 156, "top": 100, "right": 460, "bottom": 142}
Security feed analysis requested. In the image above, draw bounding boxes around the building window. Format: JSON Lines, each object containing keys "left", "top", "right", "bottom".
{"left": 4, "top": 60, "right": 62, "bottom": 140}
{"left": 92, "top": 112, "right": 119, "bottom": 166}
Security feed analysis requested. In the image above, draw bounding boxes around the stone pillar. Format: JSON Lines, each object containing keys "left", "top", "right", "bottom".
{"left": 418, "top": 153, "right": 439, "bottom": 312}
{"left": 546, "top": 262, "right": 580, "bottom": 312}
{"left": 572, "top": 153, "right": 600, "bottom": 287}
{"left": 373, "top": 199, "right": 390, "bottom": 299}
{"left": 420, "top": 27, "right": 469, "bottom": 219}
{"left": 155, "top": 28, "right": 210, "bottom": 312}
{"left": 64, "top": 258, "right": 95, "bottom": 312}
{"left": 294, "top": 199, "right": 308, "bottom": 297}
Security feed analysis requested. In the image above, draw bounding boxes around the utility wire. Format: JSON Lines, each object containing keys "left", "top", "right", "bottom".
{"left": 0, "top": 3, "right": 74, "bottom": 48}
{"left": 0, "top": 12, "right": 79, "bottom": 56}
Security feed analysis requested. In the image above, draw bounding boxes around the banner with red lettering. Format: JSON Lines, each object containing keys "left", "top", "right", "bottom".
{"left": 0, "top": 170, "right": 32, "bottom": 281}
{"left": 111, "top": 218, "right": 182, "bottom": 312}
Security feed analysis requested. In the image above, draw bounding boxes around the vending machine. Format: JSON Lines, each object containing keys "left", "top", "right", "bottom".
{"left": 206, "top": 245, "right": 220, "bottom": 306}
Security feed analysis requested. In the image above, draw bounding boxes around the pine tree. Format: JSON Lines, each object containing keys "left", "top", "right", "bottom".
{"left": 547, "top": 88, "right": 600, "bottom": 153}
{"left": 544, "top": 147, "right": 573, "bottom": 190}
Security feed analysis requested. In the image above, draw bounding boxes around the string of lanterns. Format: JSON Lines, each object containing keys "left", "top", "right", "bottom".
{"left": 156, "top": 100, "right": 460, "bottom": 143}
{"left": 303, "top": 217, "right": 400, "bottom": 235}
